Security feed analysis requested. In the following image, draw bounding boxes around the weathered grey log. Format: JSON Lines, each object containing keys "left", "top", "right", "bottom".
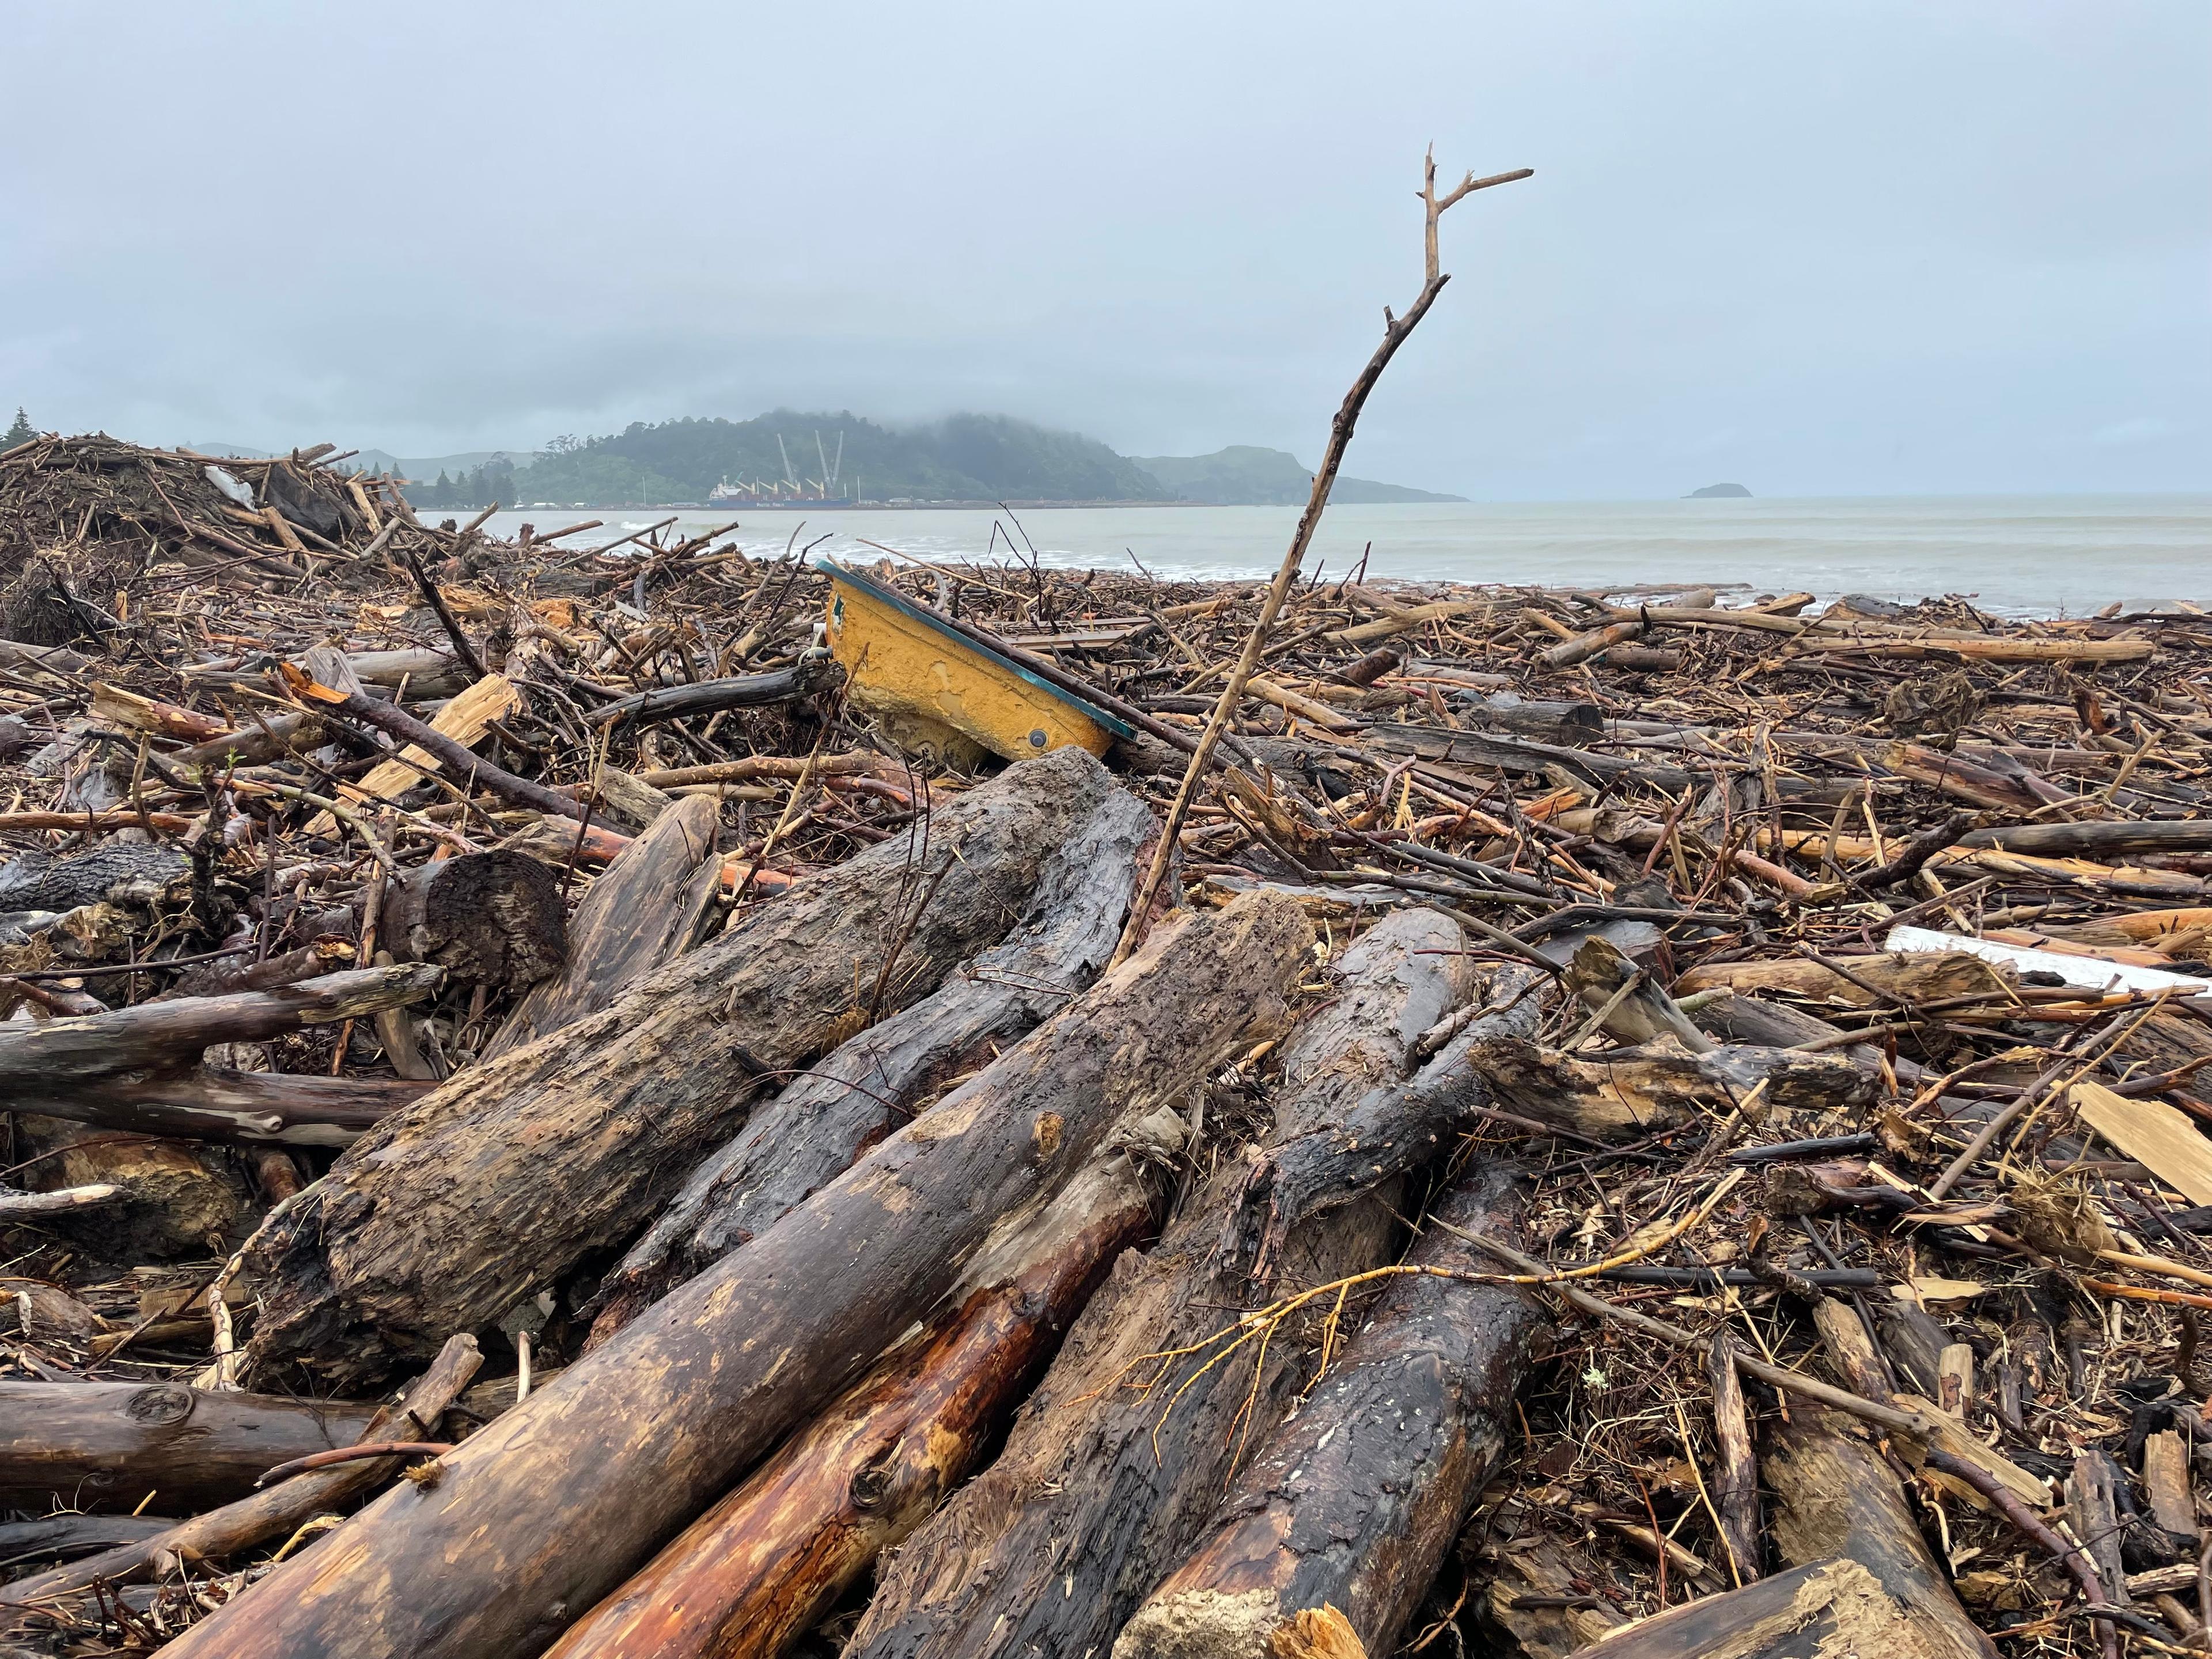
{"left": 1238, "top": 966, "right": 1544, "bottom": 1277}
{"left": 0, "top": 1514, "right": 176, "bottom": 1578}
{"left": 0, "top": 1381, "right": 377, "bottom": 1514}
{"left": 1708, "top": 1332, "right": 1763, "bottom": 1586}
{"left": 484, "top": 793, "right": 723, "bottom": 1059}
{"left": 1459, "top": 693, "right": 1604, "bottom": 744}
{"left": 1763, "top": 1407, "right": 1997, "bottom": 1659}
{"left": 0, "top": 965, "right": 441, "bottom": 1100}
{"left": 380, "top": 850, "right": 566, "bottom": 988}
{"left": 586, "top": 788, "right": 1153, "bottom": 1341}
{"left": 1556, "top": 1558, "right": 1979, "bottom": 1659}
{"left": 176, "top": 708, "right": 327, "bottom": 770}
{"left": 163, "top": 940, "right": 355, "bottom": 999}
{"left": 10, "top": 1335, "right": 482, "bottom": 1603}
{"left": 1114, "top": 1165, "right": 1542, "bottom": 1659}
{"left": 844, "top": 910, "right": 1472, "bottom": 1659}
{"left": 163, "top": 889, "right": 1312, "bottom": 1659}
{"left": 583, "top": 654, "right": 842, "bottom": 728}
{"left": 0, "top": 843, "right": 187, "bottom": 912}
{"left": 7, "top": 1067, "right": 428, "bottom": 1147}
{"left": 1465, "top": 1039, "right": 1872, "bottom": 1142}
{"left": 0, "top": 1183, "right": 120, "bottom": 1220}
{"left": 244, "top": 747, "right": 1124, "bottom": 1389}
{"left": 1959, "top": 819, "right": 2212, "bottom": 857}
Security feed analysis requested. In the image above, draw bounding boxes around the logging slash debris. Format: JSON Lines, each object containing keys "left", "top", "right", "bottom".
{"left": 6, "top": 432, "right": 2212, "bottom": 1659}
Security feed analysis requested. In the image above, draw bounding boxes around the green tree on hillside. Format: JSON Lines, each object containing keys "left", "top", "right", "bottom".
{"left": 2, "top": 408, "right": 34, "bottom": 450}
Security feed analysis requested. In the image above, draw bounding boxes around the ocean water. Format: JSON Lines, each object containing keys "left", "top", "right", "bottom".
{"left": 464, "top": 495, "right": 2211, "bottom": 617}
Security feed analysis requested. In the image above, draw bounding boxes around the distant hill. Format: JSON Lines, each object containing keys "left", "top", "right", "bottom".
{"left": 1128, "top": 445, "right": 1464, "bottom": 505}
{"left": 1686, "top": 482, "right": 1752, "bottom": 498}
{"left": 189, "top": 421, "right": 1464, "bottom": 510}
{"left": 509, "top": 413, "right": 1169, "bottom": 507}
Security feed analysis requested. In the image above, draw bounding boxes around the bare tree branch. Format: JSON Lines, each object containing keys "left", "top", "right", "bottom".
{"left": 1110, "top": 151, "right": 1532, "bottom": 968}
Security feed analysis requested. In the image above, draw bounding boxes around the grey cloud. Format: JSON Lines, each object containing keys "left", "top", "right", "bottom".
{"left": 1, "top": 0, "right": 2204, "bottom": 497}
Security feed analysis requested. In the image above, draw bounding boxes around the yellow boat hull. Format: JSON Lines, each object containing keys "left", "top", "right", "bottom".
{"left": 820, "top": 562, "right": 1128, "bottom": 764}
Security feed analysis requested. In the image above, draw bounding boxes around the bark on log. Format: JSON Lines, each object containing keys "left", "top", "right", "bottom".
{"left": 1238, "top": 967, "right": 1544, "bottom": 1277}
{"left": 9, "top": 1070, "right": 429, "bottom": 1147}
{"left": 485, "top": 793, "right": 724, "bottom": 1059}
{"left": 0, "top": 843, "right": 187, "bottom": 912}
{"left": 244, "top": 746, "right": 1122, "bottom": 1389}
{"left": 1460, "top": 694, "right": 1604, "bottom": 744}
{"left": 1556, "top": 1558, "right": 1978, "bottom": 1659}
{"left": 1763, "top": 1407, "right": 1997, "bottom": 1659}
{"left": 844, "top": 910, "right": 1472, "bottom": 1659}
{"left": 1364, "top": 721, "right": 1694, "bottom": 793}
{"left": 545, "top": 1152, "right": 1162, "bottom": 1659}
{"left": 0, "top": 965, "right": 442, "bottom": 1099}
{"left": 587, "top": 789, "right": 1153, "bottom": 1343}
{"left": 8, "top": 1335, "right": 482, "bottom": 1604}
{"left": 380, "top": 850, "right": 566, "bottom": 989}
{"left": 0, "top": 1514, "right": 175, "bottom": 1577}
{"left": 1959, "top": 819, "right": 2212, "bottom": 858}
{"left": 7, "top": 1114, "right": 248, "bottom": 1257}
{"left": 164, "top": 888, "right": 1311, "bottom": 1659}
{"left": 1113, "top": 1165, "right": 1542, "bottom": 1659}
{"left": 1674, "top": 952, "right": 2009, "bottom": 1006}
{"left": 0, "top": 1381, "right": 376, "bottom": 1513}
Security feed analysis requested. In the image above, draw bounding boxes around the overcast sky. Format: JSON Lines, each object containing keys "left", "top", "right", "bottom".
{"left": 2, "top": 1, "right": 2205, "bottom": 498}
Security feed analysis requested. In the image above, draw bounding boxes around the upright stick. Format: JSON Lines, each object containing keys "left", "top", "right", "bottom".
{"left": 1109, "top": 151, "right": 1531, "bottom": 966}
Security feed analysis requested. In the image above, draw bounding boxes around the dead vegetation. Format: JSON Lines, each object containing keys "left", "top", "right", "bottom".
{"left": 7, "top": 161, "right": 2212, "bottom": 1659}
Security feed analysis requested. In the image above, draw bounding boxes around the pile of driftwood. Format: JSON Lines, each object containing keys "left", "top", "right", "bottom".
{"left": 5, "top": 435, "right": 2212, "bottom": 1659}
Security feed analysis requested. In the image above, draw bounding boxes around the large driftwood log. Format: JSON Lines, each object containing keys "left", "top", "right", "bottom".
{"left": 163, "top": 889, "right": 1312, "bottom": 1659}
{"left": 244, "top": 747, "right": 1122, "bottom": 1388}
{"left": 0, "top": 1381, "right": 376, "bottom": 1513}
{"left": 545, "top": 1152, "right": 1164, "bottom": 1659}
{"left": 588, "top": 789, "right": 1154, "bottom": 1342}
{"left": 8, "top": 1336, "right": 482, "bottom": 1604}
{"left": 1114, "top": 1165, "right": 1541, "bottom": 1659}
{"left": 380, "top": 849, "right": 566, "bottom": 989}
{"left": 1556, "top": 1558, "right": 1979, "bottom": 1659}
{"left": 485, "top": 793, "right": 722, "bottom": 1059}
{"left": 845, "top": 909, "right": 1475, "bottom": 1659}
{"left": 1763, "top": 1408, "right": 1997, "bottom": 1659}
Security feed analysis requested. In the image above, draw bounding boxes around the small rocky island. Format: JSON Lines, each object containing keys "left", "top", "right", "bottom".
{"left": 1685, "top": 481, "right": 1752, "bottom": 498}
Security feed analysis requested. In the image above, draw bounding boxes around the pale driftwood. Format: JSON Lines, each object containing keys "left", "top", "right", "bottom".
{"left": 1763, "top": 1407, "right": 1997, "bottom": 1659}
{"left": 1556, "top": 1558, "right": 1982, "bottom": 1659}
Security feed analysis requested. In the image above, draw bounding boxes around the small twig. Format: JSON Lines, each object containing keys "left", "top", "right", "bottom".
{"left": 1923, "top": 1448, "right": 2119, "bottom": 1659}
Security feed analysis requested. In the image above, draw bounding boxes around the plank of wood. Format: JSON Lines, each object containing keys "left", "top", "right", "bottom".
{"left": 315, "top": 672, "right": 520, "bottom": 828}
{"left": 2073, "top": 1080, "right": 2212, "bottom": 1205}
